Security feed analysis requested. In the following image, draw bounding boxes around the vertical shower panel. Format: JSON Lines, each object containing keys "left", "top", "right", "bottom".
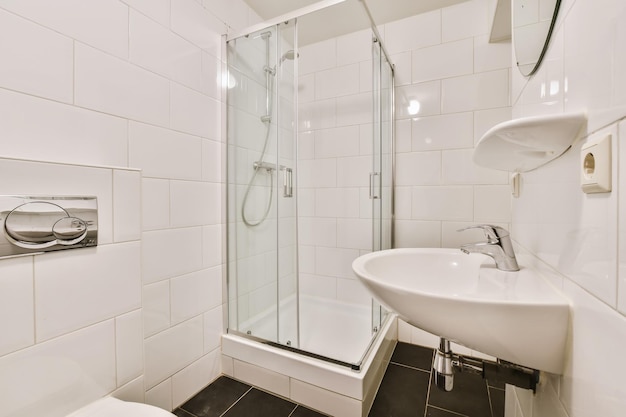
{"left": 227, "top": 22, "right": 298, "bottom": 346}
{"left": 276, "top": 22, "right": 299, "bottom": 348}
{"left": 295, "top": 25, "right": 378, "bottom": 364}
{"left": 372, "top": 38, "right": 393, "bottom": 330}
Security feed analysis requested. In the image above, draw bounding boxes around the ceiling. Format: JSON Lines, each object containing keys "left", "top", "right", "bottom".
{"left": 242, "top": 0, "right": 469, "bottom": 45}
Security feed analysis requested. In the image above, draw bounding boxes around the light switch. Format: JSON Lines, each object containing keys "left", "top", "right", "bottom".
{"left": 581, "top": 134, "right": 611, "bottom": 193}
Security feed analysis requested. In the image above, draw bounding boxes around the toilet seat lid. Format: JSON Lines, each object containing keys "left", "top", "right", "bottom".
{"left": 68, "top": 397, "right": 175, "bottom": 417}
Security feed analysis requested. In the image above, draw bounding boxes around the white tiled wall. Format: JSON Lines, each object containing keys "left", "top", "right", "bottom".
{"left": 507, "top": 0, "right": 626, "bottom": 416}
{"left": 0, "top": 0, "right": 261, "bottom": 415}
{"left": 386, "top": 0, "right": 512, "bottom": 254}
{"left": 387, "top": 0, "right": 514, "bottom": 356}
{"left": 9, "top": 0, "right": 626, "bottom": 415}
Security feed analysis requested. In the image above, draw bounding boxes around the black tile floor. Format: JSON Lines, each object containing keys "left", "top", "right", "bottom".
{"left": 371, "top": 343, "right": 505, "bottom": 417}
{"left": 174, "top": 342, "right": 505, "bottom": 417}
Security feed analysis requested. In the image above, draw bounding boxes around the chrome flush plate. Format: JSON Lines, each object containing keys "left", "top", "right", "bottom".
{"left": 0, "top": 196, "right": 98, "bottom": 259}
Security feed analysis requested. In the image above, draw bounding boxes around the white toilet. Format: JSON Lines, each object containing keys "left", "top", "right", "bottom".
{"left": 1, "top": 356, "right": 178, "bottom": 417}
{"left": 67, "top": 397, "right": 176, "bottom": 417}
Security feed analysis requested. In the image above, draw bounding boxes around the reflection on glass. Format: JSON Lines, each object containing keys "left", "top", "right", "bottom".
{"left": 513, "top": 0, "right": 561, "bottom": 76}
{"left": 407, "top": 100, "right": 421, "bottom": 116}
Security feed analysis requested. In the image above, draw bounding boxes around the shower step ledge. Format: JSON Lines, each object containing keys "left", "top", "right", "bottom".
{"left": 221, "top": 315, "right": 397, "bottom": 417}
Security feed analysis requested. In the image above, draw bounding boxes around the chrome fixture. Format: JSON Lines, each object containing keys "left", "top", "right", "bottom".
{"left": 253, "top": 161, "right": 293, "bottom": 198}
{"left": 240, "top": 29, "right": 298, "bottom": 227}
{"left": 263, "top": 65, "right": 276, "bottom": 76}
{"left": 0, "top": 196, "right": 97, "bottom": 259}
{"left": 280, "top": 50, "right": 299, "bottom": 63}
{"left": 458, "top": 224, "right": 519, "bottom": 271}
{"left": 434, "top": 338, "right": 539, "bottom": 393}
{"left": 282, "top": 167, "right": 293, "bottom": 198}
{"left": 434, "top": 339, "right": 454, "bottom": 391}
{"left": 369, "top": 172, "right": 380, "bottom": 199}
{"left": 253, "top": 161, "right": 279, "bottom": 172}
{"left": 240, "top": 30, "right": 276, "bottom": 227}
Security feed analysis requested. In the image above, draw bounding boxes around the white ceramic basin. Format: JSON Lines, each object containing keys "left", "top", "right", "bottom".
{"left": 352, "top": 248, "right": 570, "bottom": 374}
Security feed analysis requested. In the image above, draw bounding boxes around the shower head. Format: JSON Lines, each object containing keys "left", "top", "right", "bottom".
{"left": 280, "top": 50, "right": 299, "bottom": 63}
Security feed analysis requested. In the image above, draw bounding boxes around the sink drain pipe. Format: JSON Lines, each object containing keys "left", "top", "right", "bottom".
{"left": 434, "top": 338, "right": 540, "bottom": 393}
{"left": 433, "top": 339, "right": 454, "bottom": 391}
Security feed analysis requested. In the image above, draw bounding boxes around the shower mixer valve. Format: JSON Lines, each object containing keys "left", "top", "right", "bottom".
{"left": 253, "top": 161, "right": 281, "bottom": 172}
{"left": 252, "top": 161, "right": 293, "bottom": 198}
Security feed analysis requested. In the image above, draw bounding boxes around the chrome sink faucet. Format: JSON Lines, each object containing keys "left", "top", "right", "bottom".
{"left": 458, "top": 225, "right": 519, "bottom": 271}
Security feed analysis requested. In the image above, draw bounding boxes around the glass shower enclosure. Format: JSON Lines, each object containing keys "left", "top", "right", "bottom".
{"left": 226, "top": 0, "right": 394, "bottom": 370}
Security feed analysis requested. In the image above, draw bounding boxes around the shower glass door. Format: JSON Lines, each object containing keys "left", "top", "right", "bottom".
{"left": 226, "top": 0, "right": 394, "bottom": 369}
{"left": 227, "top": 21, "right": 298, "bottom": 347}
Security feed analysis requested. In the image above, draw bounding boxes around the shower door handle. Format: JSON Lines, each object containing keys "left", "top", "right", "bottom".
{"left": 369, "top": 172, "right": 380, "bottom": 199}
{"left": 282, "top": 167, "right": 293, "bottom": 198}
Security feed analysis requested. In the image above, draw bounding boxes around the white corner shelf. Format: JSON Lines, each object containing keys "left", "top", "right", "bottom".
{"left": 473, "top": 112, "right": 587, "bottom": 172}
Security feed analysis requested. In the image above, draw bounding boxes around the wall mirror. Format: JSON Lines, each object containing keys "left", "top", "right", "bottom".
{"left": 513, "top": 0, "right": 561, "bottom": 76}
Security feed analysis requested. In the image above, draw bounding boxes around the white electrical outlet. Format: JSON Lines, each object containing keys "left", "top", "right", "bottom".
{"left": 581, "top": 134, "right": 612, "bottom": 193}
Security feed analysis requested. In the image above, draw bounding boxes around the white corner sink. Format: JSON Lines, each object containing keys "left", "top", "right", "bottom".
{"left": 352, "top": 248, "right": 570, "bottom": 374}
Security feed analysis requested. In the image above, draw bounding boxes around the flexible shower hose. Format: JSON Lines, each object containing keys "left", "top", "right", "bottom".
{"left": 241, "top": 66, "right": 275, "bottom": 227}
